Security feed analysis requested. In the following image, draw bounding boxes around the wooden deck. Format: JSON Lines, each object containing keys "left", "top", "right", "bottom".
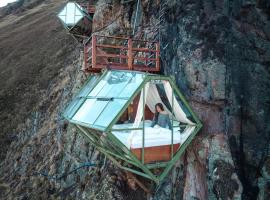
{"left": 83, "top": 35, "right": 160, "bottom": 73}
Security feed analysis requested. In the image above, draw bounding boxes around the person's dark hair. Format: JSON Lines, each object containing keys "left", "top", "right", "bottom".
{"left": 155, "top": 103, "right": 164, "bottom": 112}
{"left": 153, "top": 103, "right": 164, "bottom": 122}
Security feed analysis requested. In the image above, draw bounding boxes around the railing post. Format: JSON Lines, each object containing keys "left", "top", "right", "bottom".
{"left": 156, "top": 42, "right": 160, "bottom": 71}
{"left": 84, "top": 43, "right": 88, "bottom": 70}
{"left": 92, "top": 35, "right": 97, "bottom": 69}
{"left": 128, "top": 37, "right": 133, "bottom": 70}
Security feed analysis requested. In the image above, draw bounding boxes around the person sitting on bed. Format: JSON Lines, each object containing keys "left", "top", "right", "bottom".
{"left": 151, "top": 103, "right": 172, "bottom": 130}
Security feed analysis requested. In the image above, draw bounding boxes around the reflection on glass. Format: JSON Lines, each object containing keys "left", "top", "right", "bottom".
{"left": 73, "top": 99, "right": 108, "bottom": 124}
{"left": 88, "top": 71, "right": 144, "bottom": 98}
{"left": 88, "top": 79, "right": 107, "bottom": 97}
{"left": 64, "top": 98, "right": 85, "bottom": 119}
{"left": 94, "top": 99, "right": 127, "bottom": 127}
{"left": 119, "top": 73, "right": 144, "bottom": 98}
{"left": 78, "top": 75, "right": 100, "bottom": 98}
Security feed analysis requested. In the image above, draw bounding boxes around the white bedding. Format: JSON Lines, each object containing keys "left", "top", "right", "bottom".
{"left": 112, "top": 121, "right": 195, "bottom": 149}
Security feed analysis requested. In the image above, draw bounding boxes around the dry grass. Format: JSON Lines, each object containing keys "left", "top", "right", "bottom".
{"left": 0, "top": 0, "right": 78, "bottom": 160}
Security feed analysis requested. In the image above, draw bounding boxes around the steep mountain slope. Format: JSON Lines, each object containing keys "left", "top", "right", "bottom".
{"left": 0, "top": 0, "right": 269, "bottom": 200}
{"left": 0, "top": 1, "right": 145, "bottom": 199}
{"left": 0, "top": 0, "right": 77, "bottom": 160}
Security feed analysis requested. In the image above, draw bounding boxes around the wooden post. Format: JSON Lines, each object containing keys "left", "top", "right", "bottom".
{"left": 156, "top": 42, "right": 160, "bottom": 71}
{"left": 92, "top": 35, "right": 97, "bottom": 69}
{"left": 84, "top": 44, "right": 88, "bottom": 70}
{"left": 128, "top": 38, "right": 133, "bottom": 70}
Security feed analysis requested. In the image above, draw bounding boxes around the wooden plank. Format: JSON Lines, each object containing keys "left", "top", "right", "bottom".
{"left": 88, "top": 63, "right": 160, "bottom": 72}
{"left": 133, "top": 56, "right": 157, "bottom": 61}
{"left": 96, "top": 63, "right": 128, "bottom": 69}
{"left": 96, "top": 53, "right": 128, "bottom": 59}
{"left": 95, "top": 34, "right": 129, "bottom": 40}
{"left": 131, "top": 144, "right": 180, "bottom": 164}
{"left": 84, "top": 45, "right": 88, "bottom": 70}
{"left": 95, "top": 34, "right": 157, "bottom": 43}
{"left": 84, "top": 35, "right": 161, "bottom": 73}
{"left": 128, "top": 38, "right": 133, "bottom": 70}
{"left": 96, "top": 44, "right": 127, "bottom": 50}
{"left": 92, "top": 35, "right": 97, "bottom": 68}
{"left": 133, "top": 65, "right": 160, "bottom": 71}
{"left": 132, "top": 47, "right": 157, "bottom": 52}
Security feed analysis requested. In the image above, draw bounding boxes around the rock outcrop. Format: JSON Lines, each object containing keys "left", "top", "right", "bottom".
{"left": 0, "top": 0, "right": 269, "bottom": 199}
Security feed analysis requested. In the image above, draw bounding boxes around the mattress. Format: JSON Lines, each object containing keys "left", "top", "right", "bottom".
{"left": 112, "top": 121, "right": 195, "bottom": 149}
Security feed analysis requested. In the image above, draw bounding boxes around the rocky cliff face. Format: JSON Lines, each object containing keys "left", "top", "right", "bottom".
{"left": 158, "top": 0, "right": 270, "bottom": 199}
{"left": 0, "top": 0, "right": 269, "bottom": 199}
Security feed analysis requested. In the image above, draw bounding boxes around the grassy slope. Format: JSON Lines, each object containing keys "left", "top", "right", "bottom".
{"left": 0, "top": 0, "right": 77, "bottom": 160}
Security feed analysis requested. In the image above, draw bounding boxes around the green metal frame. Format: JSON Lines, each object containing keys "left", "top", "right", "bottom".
{"left": 63, "top": 69, "right": 202, "bottom": 186}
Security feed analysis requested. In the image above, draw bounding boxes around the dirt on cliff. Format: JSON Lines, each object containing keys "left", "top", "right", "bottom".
{"left": 0, "top": 1, "right": 146, "bottom": 199}
{"left": 0, "top": 0, "right": 270, "bottom": 200}
{"left": 0, "top": 0, "right": 78, "bottom": 160}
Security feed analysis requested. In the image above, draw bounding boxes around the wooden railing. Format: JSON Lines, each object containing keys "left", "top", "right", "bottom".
{"left": 84, "top": 35, "right": 160, "bottom": 73}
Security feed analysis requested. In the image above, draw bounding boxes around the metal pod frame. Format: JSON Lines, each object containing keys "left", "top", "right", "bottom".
{"left": 63, "top": 69, "right": 202, "bottom": 185}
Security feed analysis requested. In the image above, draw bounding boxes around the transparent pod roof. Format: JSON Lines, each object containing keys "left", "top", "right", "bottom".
{"left": 57, "top": 2, "right": 85, "bottom": 26}
{"left": 63, "top": 70, "right": 202, "bottom": 184}
{"left": 65, "top": 70, "right": 146, "bottom": 131}
{"left": 64, "top": 70, "right": 200, "bottom": 132}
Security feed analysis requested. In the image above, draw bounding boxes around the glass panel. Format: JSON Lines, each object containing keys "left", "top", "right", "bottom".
{"left": 96, "top": 71, "right": 132, "bottom": 97}
{"left": 63, "top": 98, "right": 85, "bottom": 119}
{"left": 96, "top": 82, "right": 114, "bottom": 97}
{"left": 88, "top": 71, "right": 145, "bottom": 98}
{"left": 118, "top": 73, "right": 144, "bottom": 98}
{"left": 88, "top": 79, "right": 107, "bottom": 97}
{"left": 105, "top": 80, "right": 129, "bottom": 97}
{"left": 58, "top": 9, "right": 66, "bottom": 21}
{"left": 75, "top": 15, "right": 83, "bottom": 23}
{"left": 111, "top": 92, "right": 142, "bottom": 128}
{"left": 58, "top": 2, "right": 83, "bottom": 25}
{"left": 63, "top": 75, "right": 99, "bottom": 120}
{"left": 94, "top": 99, "right": 127, "bottom": 128}
{"left": 72, "top": 99, "right": 108, "bottom": 125}
{"left": 78, "top": 75, "right": 100, "bottom": 97}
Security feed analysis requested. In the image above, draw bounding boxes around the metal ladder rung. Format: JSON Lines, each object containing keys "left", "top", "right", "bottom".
{"left": 87, "top": 47, "right": 92, "bottom": 53}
